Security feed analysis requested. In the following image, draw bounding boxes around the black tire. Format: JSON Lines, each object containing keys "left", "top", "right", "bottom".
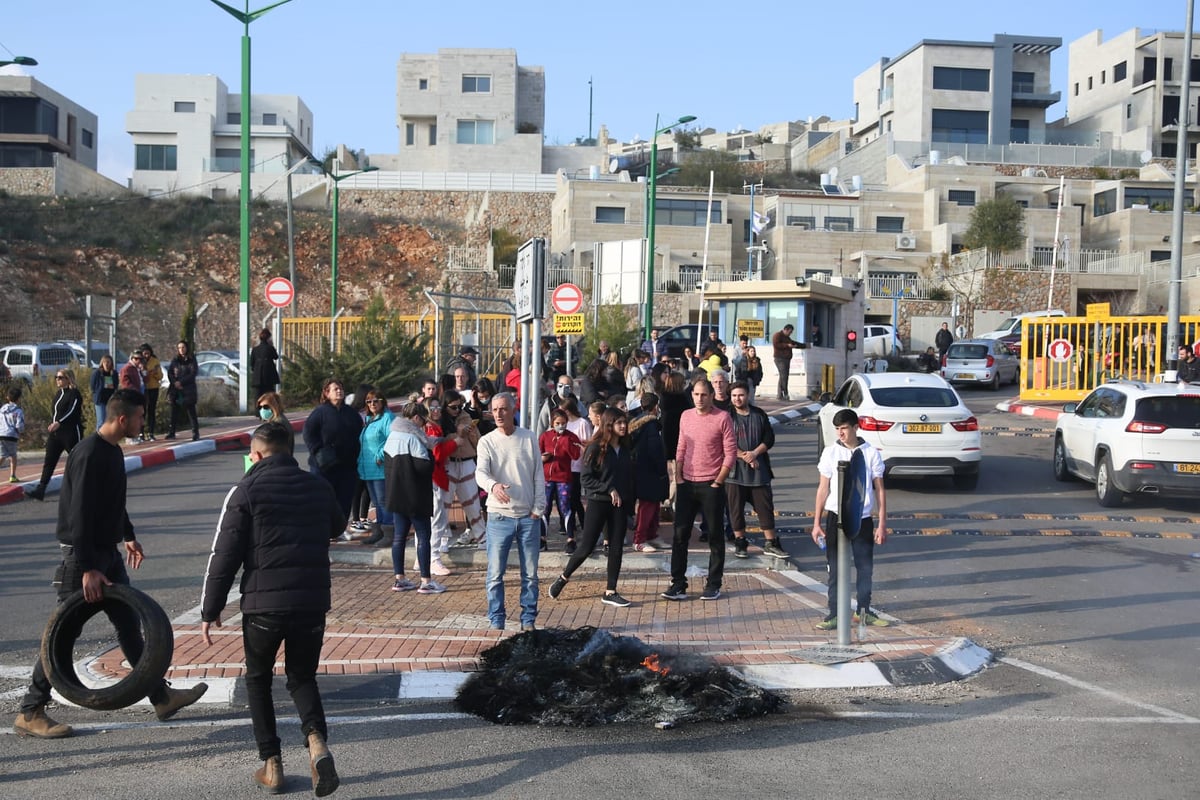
{"left": 989, "top": 371, "right": 1001, "bottom": 391}
{"left": 952, "top": 471, "right": 979, "bottom": 491}
{"left": 40, "top": 583, "right": 174, "bottom": 711}
{"left": 816, "top": 425, "right": 825, "bottom": 460}
{"left": 1053, "top": 437, "right": 1072, "bottom": 482}
{"left": 1095, "top": 454, "right": 1124, "bottom": 508}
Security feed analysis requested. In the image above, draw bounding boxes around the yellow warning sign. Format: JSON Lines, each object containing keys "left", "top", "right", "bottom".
{"left": 554, "top": 314, "right": 585, "bottom": 335}
{"left": 736, "top": 318, "right": 765, "bottom": 339}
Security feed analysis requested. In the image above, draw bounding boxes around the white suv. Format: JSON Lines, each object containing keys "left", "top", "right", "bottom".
{"left": 0, "top": 343, "right": 78, "bottom": 383}
{"left": 1053, "top": 380, "right": 1200, "bottom": 506}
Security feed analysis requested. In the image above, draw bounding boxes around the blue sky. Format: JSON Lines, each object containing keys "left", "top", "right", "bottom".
{"left": 3, "top": 1, "right": 1190, "bottom": 183}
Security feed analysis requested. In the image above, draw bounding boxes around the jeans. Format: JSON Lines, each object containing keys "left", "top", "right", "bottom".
{"left": 94, "top": 403, "right": 107, "bottom": 430}
{"left": 774, "top": 357, "right": 790, "bottom": 399}
{"left": 670, "top": 481, "right": 727, "bottom": 591}
{"left": 391, "top": 512, "right": 432, "bottom": 579}
{"left": 561, "top": 498, "right": 624, "bottom": 591}
{"left": 485, "top": 514, "right": 541, "bottom": 628}
{"left": 366, "top": 479, "right": 393, "bottom": 527}
{"left": 144, "top": 388, "right": 159, "bottom": 435}
{"left": 822, "top": 512, "right": 877, "bottom": 616}
{"left": 242, "top": 611, "right": 328, "bottom": 761}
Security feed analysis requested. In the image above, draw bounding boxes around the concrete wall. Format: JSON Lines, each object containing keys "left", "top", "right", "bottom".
{"left": 0, "top": 75, "right": 100, "bottom": 170}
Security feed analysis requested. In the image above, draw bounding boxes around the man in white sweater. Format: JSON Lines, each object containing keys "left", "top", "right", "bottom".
{"left": 475, "top": 392, "right": 546, "bottom": 631}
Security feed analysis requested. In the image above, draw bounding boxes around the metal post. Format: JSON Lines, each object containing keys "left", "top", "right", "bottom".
{"left": 1167, "top": 0, "right": 1196, "bottom": 370}
{"left": 643, "top": 114, "right": 660, "bottom": 340}
{"left": 518, "top": 322, "right": 531, "bottom": 427}
{"left": 331, "top": 176, "right": 340, "bottom": 319}
{"left": 836, "top": 460, "right": 851, "bottom": 646}
{"left": 529, "top": 317, "right": 543, "bottom": 429}
{"left": 286, "top": 168, "right": 297, "bottom": 317}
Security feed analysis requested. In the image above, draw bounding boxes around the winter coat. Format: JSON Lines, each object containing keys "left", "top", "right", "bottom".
{"left": 356, "top": 409, "right": 395, "bottom": 481}
{"left": 629, "top": 414, "right": 670, "bottom": 502}
{"left": 142, "top": 356, "right": 163, "bottom": 390}
{"left": 302, "top": 401, "right": 363, "bottom": 474}
{"left": 383, "top": 416, "right": 434, "bottom": 517}
{"left": 580, "top": 440, "right": 634, "bottom": 507}
{"left": 538, "top": 427, "right": 582, "bottom": 483}
{"left": 0, "top": 401, "right": 25, "bottom": 440}
{"left": 167, "top": 355, "right": 199, "bottom": 405}
{"left": 424, "top": 420, "right": 457, "bottom": 492}
{"left": 250, "top": 341, "right": 280, "bottom": 389}
{"left": 658, "top": 388, "right": 692, "bottom": 459}
{"left": 90, "top": 367, "right": 118, "bottom": 405}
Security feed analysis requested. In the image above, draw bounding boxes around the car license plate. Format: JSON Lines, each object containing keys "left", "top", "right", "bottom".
{"left": 1173, "top": 463, "right": 1200, "bottom": 474}
{"left": 955, "top": 373, "right": 974, "bottom": 380}
{"left": 903, "top": 423, "right": 942, "bottom": 434}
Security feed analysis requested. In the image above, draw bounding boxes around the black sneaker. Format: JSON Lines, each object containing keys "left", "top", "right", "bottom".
{"left": 601, "top": 592, "right": 631, "bottom": 608}
{"left": 661, "top": 584, "right": 688, "bottom": 601}
{"left": 548, "top": 576, "right": 567, "bottom": 600}
{"left": 540, "top": 537, "right": 548, "bottom": 552}
{"left": 23, "top": 485, "right": 45, "bottom": 502}
{"left": 700, "top": 587, "right": 721, "bottom": 601}
{"left": 698, "top": 533, "right": 709, "bottom": 543}
{"left": 733, "top": 538, "right": 749, "bottom": 558}
{"left": 564, "top": 539, "right": 576, "bottom": 555}
{"left": 762, "top": 540, "right": 789, "bottom": 558}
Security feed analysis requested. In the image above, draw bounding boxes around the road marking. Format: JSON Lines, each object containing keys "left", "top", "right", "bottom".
{"left": 775, "top": 526, "right": 1200, "bottom": 540}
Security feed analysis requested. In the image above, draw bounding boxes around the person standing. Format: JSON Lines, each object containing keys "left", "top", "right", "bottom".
{"left": 437, "top": 396, "right": 486, "bottom": 546}
{"left": 662, "top": 378, "right": 736, "bottom": 602}
{"left": 140, "top": 344, "right": 162, "bottom": 441}
{"left": 200, "top": 422, "right": 341, "bottom": 796}
{"left": 771, "top": 324, "right": 802, "bottom": 401}
{"left": 89, "top": 354, "right": 118, "bottom": 430}
{"left": 356, "top": 390, "right": 394, "bottom": 548}
{"left": 727, "top": 381, "right": 786, "bottom": 559}
{"left": 384, "top": 401, "right": 445, "bottom": 595}
{"left": 548, "top": 407, "right": 635, "bottom": 607}
{"left": 250, "top": 328, "right": 281, "bottom": 402}
{"left": 1176, "top": 345, "right": 1200, "bottom": 384}
{"left": 538, "top": 408, "right": 583, "bottom": 547}
{"left": 16, "top": 389, "right": 207, "bottom": 739}
{"left": 254, "top": 391, "right": 294, "bottom": 453}
{"left": 24, "top": 368, "right": 84, "bottom": 501}
{"left": 641, "top": 328, "right": 663, "bottom": 363}
{"left": 475, "top": 393, "right": 545, "bottom": 631}
{"left": 302, "top": 379, "right": 363, "bottom": 524}
{"left": 119, "top": 351, "right": 145, "bottom": 395}
{"left": 935, "top": 322, "right": 954, "bottom": 360}
{"left": 629, "top": 392, "right": 669, "bottom": 552}
{"left": 165, "top": 340, "right": 200, "bottom": 442}
{"left": 1, "top": 385, "right": 26, "bottom": 483}
{"left": 811, "top": 408, "right": 889, "bottom": 630}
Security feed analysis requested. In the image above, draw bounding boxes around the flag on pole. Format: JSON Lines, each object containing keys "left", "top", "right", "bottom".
{"left": 752, "top": 211, "right": 770, "bottom": 235}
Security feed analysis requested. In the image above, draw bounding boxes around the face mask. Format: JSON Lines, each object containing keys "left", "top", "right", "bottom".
{"left": 553, "top": 424, "right": 566, "bottom": 434}
{"left": 259, "top": 408, "right": 273, "bottom": 421}
{"left": 556, "top": 384, "right": 572, "bottom": 398}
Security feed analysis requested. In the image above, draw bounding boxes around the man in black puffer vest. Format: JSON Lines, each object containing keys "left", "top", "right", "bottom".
{"left": 200, "top": 422, "right": 345, "bottom": 796}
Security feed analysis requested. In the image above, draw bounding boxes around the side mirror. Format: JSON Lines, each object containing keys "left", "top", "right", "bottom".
{"left": 1062, "top": 402, "right": 1078, "bottom": 414}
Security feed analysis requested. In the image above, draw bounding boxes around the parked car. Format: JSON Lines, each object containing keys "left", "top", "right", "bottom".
{"left": 817, "top": 372, "right": 982, "bottom": 489}
{"left": 0, "top": 342, "right": 78, "bottom": 383}
{"left": 863, "top": 324, "right": 901, "bottom": 357}
{"left": 1053, "top": 379, "right": 1200, "bottom": 506}
{"left": 978, "top": 309, "right": 1067, "bottom": 341}
{"left": 57, "top": 340, "right": 126, "bottom": 369}
{"left": 941, "top": 339, "right": 1020, "bottom": 390}
{"left": 196, "top": 350, "right": 239, "bottom": 365}
{"left": 197, "top": 357, "right": 241, "bottom": 388}
{"left": 656, "top": 324, "right": 720, "bottom": 359}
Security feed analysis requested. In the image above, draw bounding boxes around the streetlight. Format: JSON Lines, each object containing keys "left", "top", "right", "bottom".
{"left": 0, "top": 56, "right": 38, "bottom": 68}
{"left": 644, "top": 167, "right": 680, "bottom": 240}
{"left": 208, "top": 0, "right": 294, "bottom": 414}
{"left": 644, "top": 114, "right": 696, "bottom": 339}
{"left": 328, "top": 163, "right": 379, "bottom": 317}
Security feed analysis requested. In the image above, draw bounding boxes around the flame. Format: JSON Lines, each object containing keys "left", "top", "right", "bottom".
{"left": 641, "top": 653, "right": 671, "bottom": 676}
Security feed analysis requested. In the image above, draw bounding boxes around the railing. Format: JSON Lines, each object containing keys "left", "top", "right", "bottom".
{"left": 866, "top": 275, "right": 946, "bottom": 300}
{"left": 447, "top": 245, "right": 492, "bottom": 271}
{"left": 948, "top": 247, "right": 1145, "bottom": 276}
{"left": 1145, "top": 252, "right": 1200, "bottom": 284}
{"left": 496, "top": 264, "right": 594, "bottom": 292}
{"left": 334, "top": 171, "right": 557, "bottom": 192}
{"left": 893, "top": 138, "right": 1143, "bottom": 168}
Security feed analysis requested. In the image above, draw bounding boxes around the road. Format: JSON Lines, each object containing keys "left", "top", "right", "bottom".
{"left": 2, "top": 391, "right": 1197, "bottom": 797}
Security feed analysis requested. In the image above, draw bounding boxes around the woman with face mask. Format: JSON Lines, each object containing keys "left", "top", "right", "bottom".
{"left": 535, "top": 376, "right": 575, "bottom": 438}
{"left": 254, "top": 392, "right": 294, "bottom": 454}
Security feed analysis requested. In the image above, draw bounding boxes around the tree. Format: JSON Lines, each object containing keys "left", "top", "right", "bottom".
{"left": 179, "top": 290, "right": 196, "bottom": 353}
{"left": 669, "top": 149, "right": 745, "bottom": 192}
{"left": 581, "top": 291, "right": 641, "bottom": 361}
{"left": 962, "top": 195, "right": 1026, "bottom": 254}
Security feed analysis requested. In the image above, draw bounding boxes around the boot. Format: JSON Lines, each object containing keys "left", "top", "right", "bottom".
{"left": 14, "top": 706, "right": 73, "bottom": 739}
{"left": 23, "top": 484, "right": 45, "bottom": 502}
{"left": 254, "top": 755, "right": 284, "bottom": 794}
{"left": 307, "top": 730, "right": 339, "bottom": 797}
{"left": 361, "top": 522, "right": 390, "bottom": 547}
{"left": 153, "top": 681, "right": 209, "bottom": 721}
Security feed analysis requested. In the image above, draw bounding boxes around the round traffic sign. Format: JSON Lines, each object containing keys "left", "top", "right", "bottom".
{"left": 264, "top": 277, "right": 294, "bottom": 309}
{"left": 1047, "top": 338, "right": 1074, "bottom": 362}
{"left": 550, "top": 283, "right": 584, "bottom": 315}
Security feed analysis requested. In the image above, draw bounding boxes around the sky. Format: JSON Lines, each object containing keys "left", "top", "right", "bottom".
{"left": 2, "top": 1, "right": 1191, "bottom": 184}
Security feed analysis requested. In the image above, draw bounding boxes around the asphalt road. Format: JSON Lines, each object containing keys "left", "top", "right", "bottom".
{"left": 3, "top": 395, "right": 1197, "bottom": 797}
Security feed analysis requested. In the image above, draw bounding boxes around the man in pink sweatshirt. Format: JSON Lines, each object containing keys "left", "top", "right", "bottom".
{"left": 663, "top": 378, "right": 736, "bottom": 602}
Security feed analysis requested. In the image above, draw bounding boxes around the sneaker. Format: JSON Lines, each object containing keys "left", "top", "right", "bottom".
{"left": 762, "top": 540, "right": 789, "bottom": 559}
{"left": 634, "top": 541, "right": 658, "bottom": 553}
{"left": 455, "top": 531, "right": 477, "bottom": 546}
{"left": 430, "top": 560, "right": 452, "bottom": 576}
{"left": 164, "top": 433, "right": 176, "bottom": 441}
{"left": 390, "top": 577, "right": 418, "bottom": 592}
{"left": 548, "top": 576, "right": 567, "bottom": 600}
{"left": 7, "top": 476, "right": 17, "bottom": 483}
{"left": 733, "top": 538, "right": 749, "bottom": 559}
{"left": 540, "top": 537, "right": 548, "bottom": 552}
{"left": 815, "top": 615, "right": 838, "bottom": 631}
{"left": 417, "top": 580, "right": 447, "bottom": 594}
{"left": 661, "top": 585, "right": 688, "bottom": 601}
{"left": 601, "top": 591, "right": 632, "bottom": 608}
{"left": 854, "top": 608, "right": 891, "bottom": 627}
{"left": 700, "top": 587, "right": 721, "bottom": 601}
{"left": 564, "top": 539, "right": 577, "bottom": 555}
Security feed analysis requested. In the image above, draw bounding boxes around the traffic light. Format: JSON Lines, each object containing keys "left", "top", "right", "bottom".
{"left": 846, "top": 330, "right": 858, "bottom": 351}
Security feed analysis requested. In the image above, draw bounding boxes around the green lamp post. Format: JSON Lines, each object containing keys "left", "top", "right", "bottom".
{"left": 329, "top": 165, "right": 379, "bottom": 317}
{"left": 644, "top": 114, "right": 696, "bottom": 339}
{"left": 0, "top": 56, "right": 38, "bottom": 68}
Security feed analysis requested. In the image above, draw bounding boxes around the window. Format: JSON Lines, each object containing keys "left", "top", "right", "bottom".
{"left": 1193, "top": 59, "right": 1200, "bottom": 82}
{"left": 1012, "top": 71, "right": 1035, "bottom": 93}
{"left": 1010, "top": 119, "right": 1030, "bottom": 143}
{"left": 456, "top": 119, "right": 494, "bottom": 144}
{"left": 932, "top": 66, "right": 990, "bottom": 92}
{"left": 461, "top": 75, "right": 491, "bottom": 93}
{"left": 1125, "top": 187, "right": 1192, "bottom": 210}
{"left": 1163, "top": 95, "right": 1181, "bottom": 127}
{"left": 212, "top": 148, "right": 251, "bottom": 172}
{"left": 876, "top": 216, "right": 904, "bottom": 233}
{"left": 824, "top": 216, "right": 854, "bottom": 231}
{"left": 655, "top": 198, "right": 722, "bottom": 227}
{"left": 81, "top": 129, "right": 94, "bottom": 149}
{"left": 174, "top": 101, "right": 195, "bottom": 113}
{"left": 785, "top": 215, "right": 815, "bottom": 229}
{"left": 931, "top": 109, "right": 988, "bottom": 144}
{"left": 429, "top": 124, "right": 437, "bottom": 146}
{"left": 1074, "top": 82, "right": 1079, "bottom": 96}
{"left": 227, "top": 112, "right": 240, "bottom": 125}
{"left": 1101, "top": 70, "right": 1106, "bottom": 84}
{"left": 135, "top": 144, "right": 177, "bottom": 171}
{"left": 1165, "top": 58, "right": 1174, "bottom": 81}
{"left": 594, "top": 206, "right": 626, "bottom": 224}
{"left": 262, "top": 113, "right": 277, "bottom": 125}
{"left": 1127, "top": 103, "right": 1133, "bottom": 120}
{"left": 418, "top": 78, "right": 428, "bottom": 90}
{"left": 405, "top": 123, "right": 415, "bottom": 146}
{"left": 1114, "top": 61, "right": 1127, "bottom": 82}
{"left": 948, "top": 190, "right": 976, "bottom": 207}
{"left": 1150, "top": 250, "right": 1171, "bottom": 263}
{"left": 1088, "top": 76, "right": 1093, "bottom": 90}
{"left": 1142, "top": 57, "right": 1156, "bottom": 83}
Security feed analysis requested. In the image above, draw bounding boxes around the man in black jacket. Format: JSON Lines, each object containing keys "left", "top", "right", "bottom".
{"left": 201, "top": 422, "right": 345, "bottom": 796}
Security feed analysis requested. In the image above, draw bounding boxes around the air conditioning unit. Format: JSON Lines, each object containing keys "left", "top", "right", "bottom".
{"left": 896, "top": 234, "right": 917, "bottom": 250}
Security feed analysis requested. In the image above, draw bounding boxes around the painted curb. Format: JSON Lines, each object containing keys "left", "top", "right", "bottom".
{"left": 995, "top": 399, "right": 1062, "bottom": 421}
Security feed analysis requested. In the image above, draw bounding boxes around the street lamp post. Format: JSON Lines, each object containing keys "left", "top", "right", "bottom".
{"left": 328, "top": 164, "right": 379, "bottom": 318}
{"left": 644, "top": 114, "right": 695, "bottom": 340}
{"left": 0, "top": 56, "right": 38, "bottom": 68}
{"left": 208, "top": 0, "right": 294, "bottom": 413}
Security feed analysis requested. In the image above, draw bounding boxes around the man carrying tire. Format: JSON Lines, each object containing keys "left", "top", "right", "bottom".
{"left": 15, "top": 389, "right": 208, "bottom": 740}
{"left": 200, "top": 421, "right": 345, "bottom": 796}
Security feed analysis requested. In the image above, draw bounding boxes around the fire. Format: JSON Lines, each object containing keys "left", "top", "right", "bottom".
{"left": 641, "top": 654, "right": 671, "bottom": 676}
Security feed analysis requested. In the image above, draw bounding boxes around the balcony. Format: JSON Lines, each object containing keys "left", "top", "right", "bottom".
{"left": 1010, "top": 81, "right": 1060, "bottom": 108}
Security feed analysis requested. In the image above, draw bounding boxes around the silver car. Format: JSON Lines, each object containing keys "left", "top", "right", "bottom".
{"left": 941, "top": 339, "right": 1019, "bottom": 390}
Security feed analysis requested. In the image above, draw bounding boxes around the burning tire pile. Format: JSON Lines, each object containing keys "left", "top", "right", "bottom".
{"left": 456, "top": 626, "right": 783, "bottom": 727}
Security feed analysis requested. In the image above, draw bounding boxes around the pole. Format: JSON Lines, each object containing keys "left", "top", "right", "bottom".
{"left": 587, "top": 76, "right": 593, "bottom": 144}
{"left": 1047, "top": 175, "right": 1065, "bottom": 312}
{"left": 835, "top": 460, "right": 851, "bottom": 646}
{"left": 518, "top": 322, "right": 531, "bottom": 426}
{"left": 1167, "top": 0, "right": 1195, "bottom": 371}
{"left": 331, "top": 177, "right": 340, "bottom": 319}
{"left": 237, "top": 27, "right": 251, "bottom": 415}
{"left": 747, "top": 182, "right": 755, "bottom": 276}
{"left": 696, "top": 170, "right": 715, "bottom": 355}
{"left": 643, "top": 114, "right": 660, "bottom": 340}
{"left": 286, "top": 168, "right": 297, "bottom": 317}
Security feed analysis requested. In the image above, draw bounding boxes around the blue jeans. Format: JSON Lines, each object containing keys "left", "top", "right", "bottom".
{"left": 391, "top": 512, "right": 432, "bottom": 578}
{"left": 485, "top": 514, "right": 541, "bottom": 628}
{"left": 94, "top": 403, "right": 107, "bottom": 429}
{"left": 365, "top": 479, "right": 393, "bottom": 527}
{"left": 822, "top": 512, "right": 877, "bottom": 616}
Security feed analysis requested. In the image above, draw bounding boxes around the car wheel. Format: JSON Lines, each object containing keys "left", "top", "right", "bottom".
{"left": 1095, "top": 454, "right": 1124, "bottom": 507}
{"left": 952, "top": 471, "right": 979, "bottom": 490}
{"left": 816, "top": 425, "right": 825, "bottom": 460}
{"left": 40, "top": 583, "right": 174, "bottom": 711}
{"left": 989, "top": 371, "right": 1001, "bottom": 391}
{"left": 1052, "top": 437, "right": 1073, "bottom": 482}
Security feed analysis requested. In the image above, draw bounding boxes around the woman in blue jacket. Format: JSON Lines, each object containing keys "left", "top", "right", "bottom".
{"left": 357, "top": 389, "right": 394, "bottom": 547}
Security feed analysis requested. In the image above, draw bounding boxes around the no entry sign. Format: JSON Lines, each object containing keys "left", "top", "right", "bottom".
{"left": 265, "top": 277, "right": 294, "bottom": 309}
{"left": 551, "top": 283, "right": 584, "bottom": 315}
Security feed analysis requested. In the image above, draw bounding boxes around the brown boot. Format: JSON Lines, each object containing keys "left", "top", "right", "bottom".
{"left": 253, "top": 755, "right": 284, "bottom": 794}
{"left": 307, "top": 730, "right": 339, "bottom": 797}
{"left": 14, "top": 706, "right": 73, "bottom": 739}
{"left": 153, "top": 682, "right": 209, "bottom": 721}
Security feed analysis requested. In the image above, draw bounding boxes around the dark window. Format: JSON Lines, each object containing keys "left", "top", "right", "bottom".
{"left": 262, "top": 113, "right": 277, "bottom": 125}
{"left": 869, "top": 386, "right": 960, "bottom": 408}
{"left": 418, "top": 78, "right": 428, "bottom": 90}
{"left": 174, "top": 101, "right": 195, "bottom": 113}
{"left": 655, "top": 198, "right": 722, "bottom": 227}
{"left": 227, "top": 112, "right": 240, "bottom": 125}
{"left": 1165, "top": 58, "right": 1174, "bottom": 81}
{"left": 462, "top": 75, "right": 491, "bottom": 93}
{"left": 1101, "top": 70, "right": 1107, "bottom": 84}
{"left": 429, "top": 124, "right": 437, "bottom": 146}
{"left": 1012, "top": 71, "right": 1035, "bottom": 93}
{"left": 81, "top": 129, "right": 94, "bottom": 149}
{"left": 1074, "top": 82, "right": 1079, "bottom": 96}
{"left": 1114, "top": 61, "right": 1127, "bottom": 82}
{"left": 1150, "top": 250, "right": 1171, "bottom": 262}
{"left": 931, "top": 109, "right": 988, "bottom": 144}
{"left": 1011, "top": 119, "right": 1030, "bottom": 143}
{"left": 1193, "top": 59, "right": 1200, "bottom": 82}
{"left": 135, "top": 144, "right": 177, "bottom": 171}
{"left": 1125, "top": 187, "right": 1192, "bottom": 210}
{"left": 1135, "top": 396, "right": 1200, "bottom": 429}
{"left": 876, "top": 216, "right": 904, "bottom": 233}
{"left": 1162, "top": 141, "right": 1177, "bottom": 159}
{"left": 1093, "top": 188, "right": 1117, "bottom": 217}
{"left": 594, "top": 206, "right": 626, "bottom": 224}
{"left": 948, "top": 190, "right": 976, "bottom": 207}
{"left": 405, "top": 123, "right": 415, "bottom": 146}
{"left": 785, "top": 215, "right": 815, "bottom": 229}
{"left": 932, "top": 66, "right": 990, "bottom": 92}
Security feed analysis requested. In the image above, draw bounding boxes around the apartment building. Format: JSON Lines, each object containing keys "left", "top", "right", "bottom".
{"left": 1060, "top": 28, "right": 1200, "bottom": 159}
{"left": 125, "top": 74, "right": 316, "bottom": 200}
{"left": 0, "top": 72, "right": 98, "bottom": 170}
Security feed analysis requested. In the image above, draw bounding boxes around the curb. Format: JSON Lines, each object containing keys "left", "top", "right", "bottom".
{"left": 995, "top": 399, "right": 1062, "bottom": 421}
